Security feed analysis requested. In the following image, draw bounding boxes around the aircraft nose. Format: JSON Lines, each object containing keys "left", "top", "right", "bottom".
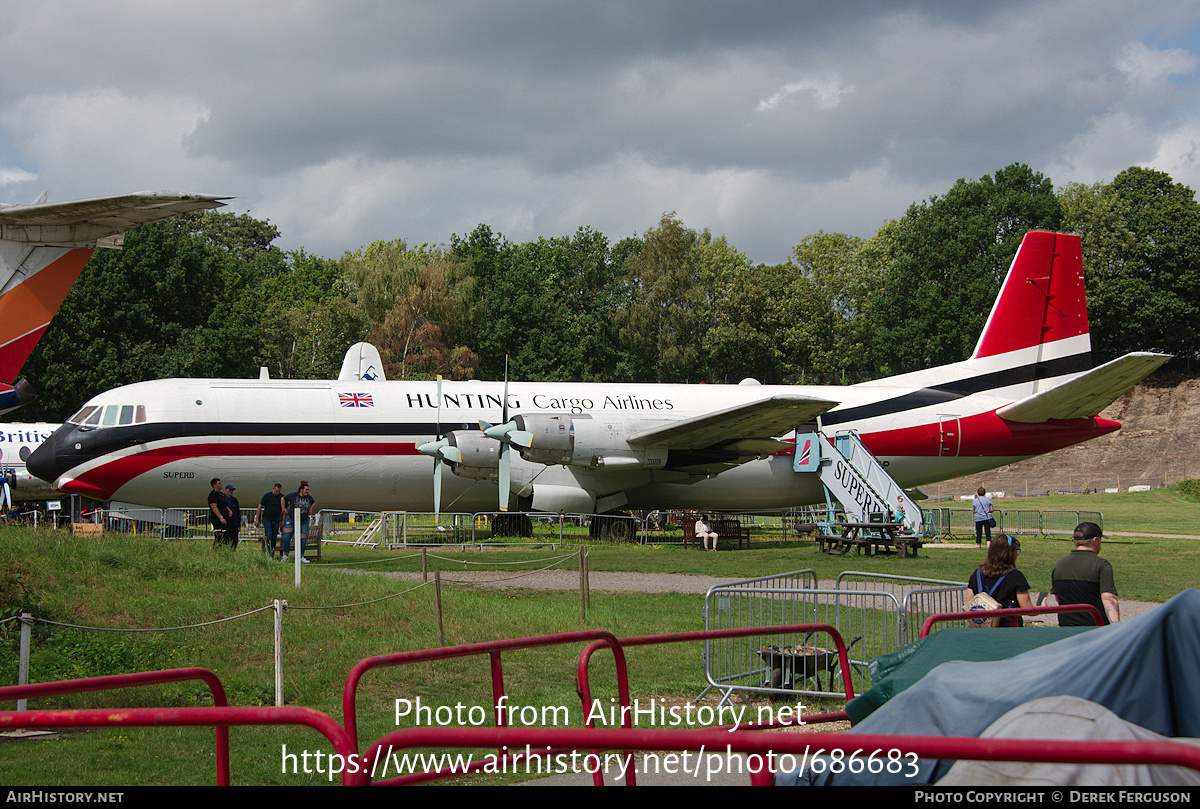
{"left": 25, "top": 430, "right": 63, "bottom": 484}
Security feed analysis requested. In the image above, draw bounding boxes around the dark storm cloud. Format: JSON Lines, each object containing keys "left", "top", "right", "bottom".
{"left": 0, "top": 1, "right": 1197, "bottom": 262}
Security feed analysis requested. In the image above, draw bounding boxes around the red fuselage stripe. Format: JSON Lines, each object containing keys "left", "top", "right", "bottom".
{"left": 858, "top": 411, "right": 1120, "bottom": 458}
{"left": 69, "top": 441, "right": 421, "bottom": 499}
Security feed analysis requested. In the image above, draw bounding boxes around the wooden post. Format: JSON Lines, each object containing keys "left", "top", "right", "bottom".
{"left": 435, "top": 570, "right": 444, "bottom": 645}
{"left": 579, "top": 545, "right": 586, "bottom": 621}
{"left": 274, "top": 599, "right": 285, "bottom": 706}
{"left": 17, "top": 613, "right": 31, "bottom": 711}
{"left": 422, "top": 548, "right": 428, "bottom": 582}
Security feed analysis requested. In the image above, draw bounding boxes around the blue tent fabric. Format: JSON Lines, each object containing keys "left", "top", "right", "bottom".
{"left": 779, "top": 588, "right": 1200, "bottom": 786}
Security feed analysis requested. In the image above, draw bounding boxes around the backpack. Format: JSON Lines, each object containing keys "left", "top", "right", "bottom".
{"left": 965, "top": 569, "right": 1010, "bottom": 628}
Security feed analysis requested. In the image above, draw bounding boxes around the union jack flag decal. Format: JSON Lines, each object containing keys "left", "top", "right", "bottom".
{"left": 339, "top": 392, "right": 374, "bottom": 408}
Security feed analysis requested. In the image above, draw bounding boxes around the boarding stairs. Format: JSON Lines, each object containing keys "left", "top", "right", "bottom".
{"left": 354, "top": 516, "right": 384, "bottom": 547}
{"left": 794, "top": 429, "right": 924, "bottom": 535}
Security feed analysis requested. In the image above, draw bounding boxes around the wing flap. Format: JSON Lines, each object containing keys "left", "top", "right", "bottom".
{"left": 997, "top": 352, "right": 1171, "bottom": 423}
{"left": 627, "top": 394, "right": 838, "bottom": 451}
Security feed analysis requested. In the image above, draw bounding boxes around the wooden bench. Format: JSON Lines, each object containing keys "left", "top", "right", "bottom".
{"left": 684, "top": 516, "right": 749, "bottom": 549}
{"left": 710, "top": 518, "right": 750, "bottom": 550}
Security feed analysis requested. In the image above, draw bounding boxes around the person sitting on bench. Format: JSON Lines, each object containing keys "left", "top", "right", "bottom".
{"left": 695, "top": 514, "right": 719, "bottom": 551}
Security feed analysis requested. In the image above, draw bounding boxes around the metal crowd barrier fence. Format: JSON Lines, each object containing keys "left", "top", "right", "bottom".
{"left": 703, "top": 571, "right": 968, "bottom": 702}
{"left": 834, "top": 572, "right": 970, "bottom": 644}
{"left": 53, "top": 505, "right": 1106, "bottom": 546}
{"left": 933, "top": 507, "right": 1103, "bottom": 538}
{"left": 1043, "top": 510, "right": 1104, "bottom": 535}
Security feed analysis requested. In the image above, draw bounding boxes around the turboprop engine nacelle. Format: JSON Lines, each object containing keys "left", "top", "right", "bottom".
{"left": 512, "top": 414, "right": 667, "bottom": 470}
{"left": 444, "top": 431, "right": 500, "bottom": 481}
{"left": 509, "top": 414, "right": 574, "bottom": 465}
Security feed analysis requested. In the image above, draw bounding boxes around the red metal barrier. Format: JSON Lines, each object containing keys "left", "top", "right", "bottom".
{"left": 342, "top": 630, "right": 631, "bottom": 783}
{"left": 0, "top": 705, "right": 362, "bottom": 785}
{"left": 575, "top": 624, "right": 854, "bottom": 786}
{"left": 0, "top": 667, "right": 232, "bottom": 785}
{"left": 919, "top": 603, "right": 1106, "bottom": 637}
{"left": 361, "top": 724, "right": 1200, "bottom": 786}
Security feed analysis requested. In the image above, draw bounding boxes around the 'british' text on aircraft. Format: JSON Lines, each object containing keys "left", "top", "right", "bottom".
{"left": 27, "top": 232, "right": 1169, "bottom": 517}
{"left": 0, "top": 422, "right": 58, "bottom": 506}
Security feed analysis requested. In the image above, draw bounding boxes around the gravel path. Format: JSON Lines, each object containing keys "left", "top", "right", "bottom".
{"left": 368, "top": 568, "right": 1161, "bottom": 619}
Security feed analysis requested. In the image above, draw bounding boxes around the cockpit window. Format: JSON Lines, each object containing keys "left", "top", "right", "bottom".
{"left": 69, "top": 405, "right": 98, "bottom": 425}
{"left": 71, "top": 403, "right": 148, "bottom": 428}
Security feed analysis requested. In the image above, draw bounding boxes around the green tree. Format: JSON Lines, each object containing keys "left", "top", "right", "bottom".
{"left": 368, "top": 255, "right": 478, "bottom": 380}
{"left": 258, "top": 250, "right": 369, "bottom": 379}
{"left": 1073, "top": 168, "right": 1200, "bottom": 367}
{"left": 615, "top": 214, "right": 715, "bottom": 382}
{"left": 450, "top": 225, "right": 629, "bottom": 382}
{"left": 867, "top": 163, "right": 1063, "bottom": 373}
{"left": 20, "top": 213, "right": 276, "bottom": 419}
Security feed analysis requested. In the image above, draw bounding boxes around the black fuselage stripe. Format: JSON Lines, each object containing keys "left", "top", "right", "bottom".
{"left": 821, "top": 352, "right": 1091, "bottom": 426}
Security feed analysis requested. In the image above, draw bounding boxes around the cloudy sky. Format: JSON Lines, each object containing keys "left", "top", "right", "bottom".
{"left": 1, "top": 1, "right": 1198, "bottom": 265}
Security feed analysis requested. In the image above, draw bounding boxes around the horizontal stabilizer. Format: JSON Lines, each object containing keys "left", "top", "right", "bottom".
{"left": 0, "top": 191, "right": 229, "bottom": 247}
{"left": 997, "top": 352, "right": 1171, "bottom": 423}
{"left": 627, "top": 394, "right": 837, "bottom": 451}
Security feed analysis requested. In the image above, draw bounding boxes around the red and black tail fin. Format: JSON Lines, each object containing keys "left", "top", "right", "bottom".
{"left": 971, "top": 231, "right": 1089, "bottom": 361}
{"left": 0, "top": 191, "right": 228, "bottom": 415}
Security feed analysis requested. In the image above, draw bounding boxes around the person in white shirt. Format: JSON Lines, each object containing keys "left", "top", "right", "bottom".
{"left": 695, "top": 514, "right": 718, "bottom": 551}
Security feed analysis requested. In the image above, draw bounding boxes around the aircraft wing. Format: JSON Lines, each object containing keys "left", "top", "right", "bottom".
{"left": 0, "top": 191, "right": 230, "bottom": 247}
{"left": 997, "top": 352, "right": 1171, "bottom": 423}
{"left": 626, "top": 394, "right": 839, "bottom": 452}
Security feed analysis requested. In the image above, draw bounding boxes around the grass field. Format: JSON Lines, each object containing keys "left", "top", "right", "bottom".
{"left": 1, "top": 488, "right": 1197, "bottom": 786}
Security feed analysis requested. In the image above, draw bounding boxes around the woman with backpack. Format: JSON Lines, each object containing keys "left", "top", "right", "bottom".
{"left": 966, "top": 534, "right": 1033, "bottom": 627}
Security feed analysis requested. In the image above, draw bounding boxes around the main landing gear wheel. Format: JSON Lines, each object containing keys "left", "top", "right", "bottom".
{"left": 589, "top": 514, "right": 636, "bottom": 542}
{"left": 492, "top": 513, "right": 532, "bottom": 538}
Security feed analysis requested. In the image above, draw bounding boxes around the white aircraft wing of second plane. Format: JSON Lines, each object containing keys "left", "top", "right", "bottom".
{"left": 997, "top": 352, "right": 1171, "bottom": 423}
{"left": 625, "top": 394, "right": 839, "bottom": 453}
{"left": 0, "top": 191, "right": 230, "bottom": 247}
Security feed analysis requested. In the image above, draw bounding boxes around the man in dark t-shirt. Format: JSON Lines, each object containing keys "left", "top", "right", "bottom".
{"left": 208, "top": 478, "right": 233, "bottom": 545}
{"left": 255, "top": 483, "right": 283, "bottom": 556}
{"left": 1052, "top": 521, "right": 1120, "bottom": 626}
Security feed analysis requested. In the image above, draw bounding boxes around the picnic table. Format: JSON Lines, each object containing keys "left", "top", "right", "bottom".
{"left": 816, "top": 521, "right": 922, "bottom": 559}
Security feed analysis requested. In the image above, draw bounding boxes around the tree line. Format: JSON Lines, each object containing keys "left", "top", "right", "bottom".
{"left": 14, "top": 163, "right": 1200, "bottom": 422}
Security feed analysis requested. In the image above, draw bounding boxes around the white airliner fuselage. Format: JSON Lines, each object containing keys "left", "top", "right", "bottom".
{"left": 0, "top": 422, "right": 58, "bottom": 503}
{"left": 27, "top": 232, "right": 1169, "bottom": 515}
